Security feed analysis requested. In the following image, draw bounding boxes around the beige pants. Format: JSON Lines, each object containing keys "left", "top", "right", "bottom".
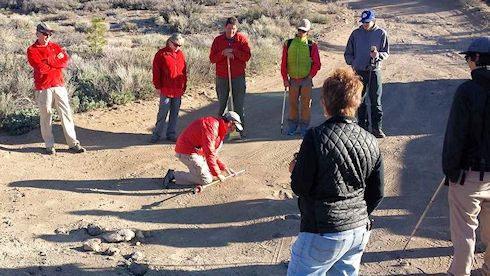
{"left": 174, "top": 153, "right": 213, "bottom": 185}
{"left": 288, "top": 85, "right": 312, "bottom": 122}
{"left": 448, "top": 170, "right": 490, "bottom": 276}
{"left": 35, "top": 87, "right": 79, "bottom": 148}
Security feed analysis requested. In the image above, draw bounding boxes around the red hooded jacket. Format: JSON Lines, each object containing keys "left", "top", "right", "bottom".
{"left": 175, "top": 116, "right": 228, "bottom": 176}
{"left": 152, "top": 46, "right": 187, "bottom": 98}
{"left": 209, "top": 33, "right": 251, "bottom": 78}
{"left": 27, "top": 41, "right": 69, "bottom": 91}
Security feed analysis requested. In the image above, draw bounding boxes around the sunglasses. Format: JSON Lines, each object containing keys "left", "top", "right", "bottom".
{"left": 172, "top": 41, "right": 182, "bottom": 47}
{"left": 465, "top": 54, "right": 472, "bottom": 62}
{"left": 297, "top": 29, "right": 306, "bottom": 33}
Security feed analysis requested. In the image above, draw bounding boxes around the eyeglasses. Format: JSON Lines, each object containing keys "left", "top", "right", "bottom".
{"left": 465, "top": 54, "right": 471, "bottom": 62}
{"left": 172, "top": 41, "right": 182, "bottom": 48}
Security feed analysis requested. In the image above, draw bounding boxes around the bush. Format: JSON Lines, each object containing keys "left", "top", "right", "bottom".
{"left": 168, "top": 13, "right": 212, "bottom": 34}
{"left": 18, "top": 0, "right": 79, "bottom": 13}
{"left": 311, "top": 14, "right": 331, "bottom": 25}
{"left": 109, "top": 0, "right": 163, "bottom": 10}
{"left": 241, "top": 0, "right": 305, "bottom": 24}
{"left": 121, "top": 21, "right": 138, "bottom": 32}
{"left": 2, "top": 108, "right": 39, "bottom": 135}
{"left": 87, "top": 18, "right": 108, "bottom": 54}
{"left": 184, "top": 40, "right": 215, "bottom": 87}
{"left": 160, "top": 0, "right": 204, "bottom": 22}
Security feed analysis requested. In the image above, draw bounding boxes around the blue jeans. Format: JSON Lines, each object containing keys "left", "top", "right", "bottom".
{"left": 152, "top": 95, "right": 181, "bottom": 139}
{"left": 287, "top": 226, "right": 371, "bottom": 276}
{"left": 356, "top": 70, "right": 383, "bottom": 131}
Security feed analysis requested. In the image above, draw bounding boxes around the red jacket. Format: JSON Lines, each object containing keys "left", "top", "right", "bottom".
{"left": 27, "top": 41, "right": 69, "bottom": 91}
{"left": 209, "top": 33, "right": 251, "bottom": 78}
{"left": 175, "top": 117, "right": 228, "bottom": 176}
{"left": 152, "top": 46, "right": 187, "bottom": 98}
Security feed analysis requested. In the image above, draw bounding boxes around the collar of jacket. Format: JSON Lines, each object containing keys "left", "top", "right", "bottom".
{"left": 325, "top": 115, "right": 358, "bottom": 124}
{"left": 471, "top": 66, "right": 490, "bottom": 89}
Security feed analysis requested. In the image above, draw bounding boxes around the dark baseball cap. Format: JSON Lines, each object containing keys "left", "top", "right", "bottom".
{"left": 460, "top": 36, "right": 490, "bottom": 54}
{"left": 36, "top": 22, "right": 54, "bottom": 33}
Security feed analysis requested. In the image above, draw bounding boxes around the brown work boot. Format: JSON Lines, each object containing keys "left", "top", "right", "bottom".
{"left": 69, "top": 144, "right": 86, "bottom": 153}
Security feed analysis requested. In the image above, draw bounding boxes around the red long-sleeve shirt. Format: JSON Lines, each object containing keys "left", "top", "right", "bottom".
{"left": 152, "top": 46, "right": 187, "bottom": 98}
{"left": 209, "top": 33, "right": 251, "bottom": 78}
{"left": 175, "top": 116, "right": 228, "bottom": 176}
{"left": 27, "top": 41, "right": 69, "bottom": 90}
{"left": 280, "top": 41, "right": 321, "bottom": 82}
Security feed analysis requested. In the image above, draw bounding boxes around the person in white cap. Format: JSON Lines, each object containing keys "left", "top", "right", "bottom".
{"left": 27, "top": 22, "right": 86, "bottom": 155}
{"left": 162, "top": 111, "right": 241, "bottom": 187}
{"left": 443, "top": 36, "right": 490, "bottom": 276}
{"left": 281, "top": 18, "right": 321, "bottom": 136}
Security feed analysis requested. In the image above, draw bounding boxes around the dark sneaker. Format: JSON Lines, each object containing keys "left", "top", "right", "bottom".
{"left": 150, "top": 135, "right": 159, "bottom": 143}
{"left": 163, "top": 169, "right": 175, "bottom": 188}
{"left": 46, "top": 147, "right": 56, "bottom": 155}
{"left": 300, "top": 128, "right": 308, "bottom": 137}
{"left": 372, "top": 129, "right": 386, "bottom": 138}
{"left": 166, "top": 136, "right": 177, "bottom": 142}
{"left": 69, "top": 144, "right": 86, "bottom": 153}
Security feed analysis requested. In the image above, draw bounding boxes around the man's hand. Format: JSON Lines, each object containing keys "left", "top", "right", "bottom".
{"left": 225, "top": 168, "right": 236, "bottom": 176}
{"left": 369, "top": 50, "right": 379, "bottom": 59}
{"left": 283, "top": 79, "right": 290, "bottom": 88}
{"left": 222, "top": 48, "right": 235, "bottom": 59}
{"left": 217, "top": 174, "right": 226, "bottom": 182}
{"left": 57, "top": 52, "right": 65, "bottom": 59}
{"left": 154, "top": 88, "right": 161, "bottom": 96}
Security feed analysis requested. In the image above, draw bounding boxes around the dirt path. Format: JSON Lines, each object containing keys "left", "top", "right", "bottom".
{"left": 1, "top": 0, "right": 489, "bottom": 275}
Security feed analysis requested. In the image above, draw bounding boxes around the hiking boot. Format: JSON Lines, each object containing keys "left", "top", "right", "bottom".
{"left": 286, "top": 126, "right": 296, "bottom": 136}
{"left": 163, "top": 169, "right": 175, "bottom": 188}
{"left": 372, "top": 129, "right": 386, "bottom": 138}
{"left": 166, "top": 136, "right": 177, "bottom": 142}
{"left": 45, "top": 147, "right": 56, "bottom": 155}
{"left": 69, "top": 144, "right": 86, "bottom": 153}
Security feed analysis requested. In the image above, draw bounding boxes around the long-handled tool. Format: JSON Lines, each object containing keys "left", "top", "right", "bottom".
{"left": 280, "top": 88, "right": 287, "bottom": 134}
{"left": 402, "top": 177, "right": 445, "bottom": 251}
{"left": 193, "top": 169, "right": 245, "bottom": 194}
{"left": 227, "top": 57, "right": 241, "bottom": 140}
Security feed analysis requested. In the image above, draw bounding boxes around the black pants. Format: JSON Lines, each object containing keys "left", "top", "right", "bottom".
{"left": 356, "top": 70, "right": 383, "bottom": 131}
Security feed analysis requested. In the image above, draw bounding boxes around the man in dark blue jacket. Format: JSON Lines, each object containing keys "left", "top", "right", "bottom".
{"left": 442, "top": 36, "right": 490, "bottom": 276}
{"left": 344, "top": 10, "right": 389, "bottom": 138}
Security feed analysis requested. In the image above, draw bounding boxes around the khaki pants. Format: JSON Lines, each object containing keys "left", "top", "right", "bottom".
{"left": 35, "top": 87, "right": 79, "bottom": 148}
{"left": 288, "top": 85, "right": 312, "bottom": 129}
{"left": 174, "top": 153, "right": 213, "bottom": 185}
{"left": 448, "top": 170, "right": 490, "bottom": 276}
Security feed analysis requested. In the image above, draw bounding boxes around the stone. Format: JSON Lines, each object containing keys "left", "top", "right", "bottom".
{"left": 103, "top": 229, "right": 135, "bottom": 243}
{"left": 55, "top": 227, "right": 69, "bottom": 235}
{"left": 130, "top": 251, "right": 143, "bottom": 262}
{"left": 83, "top": 238, "right": 102, "bottom": 252}
{"left": 129, "top": 262, "right": 148, "bottom": 276}
{"left": 135, "top": 231, "right": 145, "bottom": 242}
{"left": 284, "top": 191, "right": 294, "bottom": 199}
{"left": 87, "top": 223, "right": 104, "bottom": 236}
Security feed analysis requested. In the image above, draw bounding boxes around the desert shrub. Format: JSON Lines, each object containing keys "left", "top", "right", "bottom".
{"left": 2, "top": 108, "right": 39, "bottom": 135}
{"left": 168, "top": 13, "right": 212, "bottom": 34}
{"left": 109, "top": 0, "right": 163, "bottom": 10}
{"left": 81, "top": 0, "right": 111, "bottom": 12}
{"left": 18, "top": 0, "right": 79, "bottom": 13}
{"left": 121, "top": 21, "right": 138, "bottom": 32}
{"left": 87, "top": 18, "right": 108, "bottom": 54}
{"left": 196, "top": 0, "right": 223, "bottom": 5}
{"left": 183, "top": 40, "right": 215, "bottom": 87}
{"left": 160, "top": 0, "right": 204, "bottom": 22}
{"left": 322, "top": 2, "right": 345, "bottom": 14}
{"left": 153, "top": 15, "right": 165, "bottom": 26}
{"left": 311, "top": 14, "right": 331, "bottom": 24}
{"left": 74, "top": 21, "right": 91, "bottom": 33}
{"left": 241, "top": 0, "right": 305, "bottom": 24}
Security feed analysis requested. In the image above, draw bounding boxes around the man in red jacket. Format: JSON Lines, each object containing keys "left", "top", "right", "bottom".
{"left": 162, "top": 111, "right": 242, "bottom": 187}
{"left": 209, "top": 17, "right": 251, "bottom": 135}
{"left": 27, "top": 22, "right": 85, "bottom": 155}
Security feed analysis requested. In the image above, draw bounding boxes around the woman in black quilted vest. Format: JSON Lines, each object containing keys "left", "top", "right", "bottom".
{"left": 287, "top": 67, "right": 384, "bottom": 276}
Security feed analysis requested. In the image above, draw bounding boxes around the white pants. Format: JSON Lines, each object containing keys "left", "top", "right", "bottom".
{"left": 174, "top": 153, "right": 213, "bottom": 185}
{"left": 35, "top": 87, "right": 79, "bottom": 148}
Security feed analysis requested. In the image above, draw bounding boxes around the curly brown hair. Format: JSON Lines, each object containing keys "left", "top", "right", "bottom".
{"left": 321, "top": 67, "right": 363, "bottom": 117}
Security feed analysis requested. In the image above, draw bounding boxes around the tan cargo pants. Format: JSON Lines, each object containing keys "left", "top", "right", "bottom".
{"left": 174, "top": 153, "right": 213, "bottom": 185}
{"left": 35, "top": 87, "right": 79, "bottom": 148}
{"left": 448, "top": 170, "right": 490, "bottom": 276}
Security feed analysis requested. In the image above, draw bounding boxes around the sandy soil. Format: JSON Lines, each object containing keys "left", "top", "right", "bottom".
{"left": 1, "top": 0, "right": 489, "bottom": 275}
